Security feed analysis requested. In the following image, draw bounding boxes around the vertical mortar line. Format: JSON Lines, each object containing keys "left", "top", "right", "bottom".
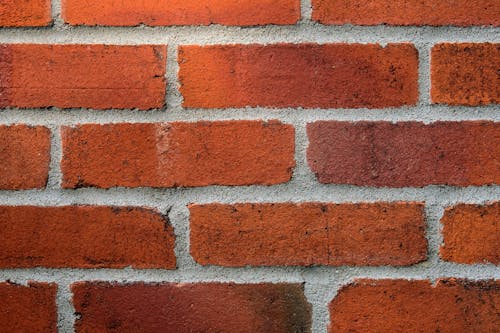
{"left": 300, "top": 0, "right": 313, "bottom": 23}
{"left": 416, "top": 42, "right": 431, "bottom": 108}
{"left": 304, "top": 274, "right": 351, "bottom": 333}
{"left": 51, "top": 0, "right": 65, "bottom": 28}
{"left": 423, "top": 199, "right": 446, "bottom": 267}
{"left": 56, "top": 281, "right": 76, "bottom": 333}
{"left": 163, "top": 203, "right": 197, "bottom": 270}
{"left": 46, "top": 125, "right": 63, "bottom": 189}
{"left": 166, "top": 43, "right": 183, "bottom": 112}
{"left": 291, "top": 119, "right": 317, "bottom": 186}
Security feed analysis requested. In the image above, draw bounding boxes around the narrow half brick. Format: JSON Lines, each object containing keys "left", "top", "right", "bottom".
{"left": 432, "top": 43, "right": 499, "bottom": 106}
{"left": 440, "top": 202, "right": 499, "bottom": 264}
{"left": 61, "top": 121, "right": 295, "bottom": 188}
{"left": 0, "top": 44, "right": 166, "bottom": 110}
{"left": 312, "top": 0, "right": 500, "bottom": 26}
{"left": 0, "top": 0, "right": 51, "bottom": 27}
{"left": 0, "top": 206, "right": 176, "bottom": 268}
{"left": 0, "top": 125, "right": 50, "bottom": 190}
{"left": 72, "top": 282, "right": 312, "bottom": 333}
{"left": 329, "top": 279, "right": 500, "bottom": 332}
{"left": 179, "top": 44, "right": 418, "bottom": 109}
{"left": 0, "top": 281, "right": 57, "bottom": 333}
{"left": 307, "top": 121, "right": 500, "bottom": 187}
{"left": 62, "top": 0, "right": 300, "bottom": 26}
{"left": 189, "top": 202, "right": 426, "bottom": 266}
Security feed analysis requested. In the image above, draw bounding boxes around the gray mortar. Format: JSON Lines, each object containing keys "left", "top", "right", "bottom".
{"left": 0, "top": 0, "right": 499, "bottom": 332}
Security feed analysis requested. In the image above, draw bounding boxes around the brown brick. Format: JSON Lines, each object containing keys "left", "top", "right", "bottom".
{"left": 441, "top": 202, "right": 499, "bottom": 264}
{"left": 0, "top": 0, "right": 51, "bottom": 27}
{"left": 72, "top": 282, "right": 311, "bottom": 333}
{"left": 307, "top": 121, "right": 500, "bottom": 187}
{"left": 0, "top": 281, "right": 57, "bottom": 333}
{"left": 329, "top": 279, "right": 500, "bottom": 332}
{"left": 0, "top": 206, "right": 176, "bottom": 268}
{"left": 0, "top": 44, "right": 166, "bottom": 110}
{"left": 62, "top": 0, "right": 300, "bottom": 26}
{"left": 179, "top": 43, "right": 418, "bottom": 108}
{"left": 431, "top": 43, "right": 499, "bottom": 106}
{"left": 0, "top": 125, "right": 50, "bottom": 190}
{"left": 312, "top": 0, "right": 500, "bottom": 26}
{"left": 61, "top": 121, "right": 295, "bottom": 188}
{"left": 190, "top": 202, "right": 426, "bottom": 266}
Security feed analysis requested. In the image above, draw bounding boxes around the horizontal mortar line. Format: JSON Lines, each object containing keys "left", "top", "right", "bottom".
{"left": 0, "top": 25, "right": 498, "bottom": 44}
{"left": 0, "top": 263, "right": 498, "bottom": 284}
{"left": 0, "top": 106, "right": 499, "bottom": 125}
{"left": 0, "top": 185, "right": 498, "bottom": 206}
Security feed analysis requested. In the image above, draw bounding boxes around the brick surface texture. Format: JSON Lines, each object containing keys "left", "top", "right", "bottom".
{"left": 0, "top": 0, "right": 498, "bottom": 332}
{"left": 0, "top": 282, "right": 57, "bottom": 332}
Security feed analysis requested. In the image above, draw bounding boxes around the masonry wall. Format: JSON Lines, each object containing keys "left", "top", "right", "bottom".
{"left": 0, "top": 1, "right": 499, "bottom": 332}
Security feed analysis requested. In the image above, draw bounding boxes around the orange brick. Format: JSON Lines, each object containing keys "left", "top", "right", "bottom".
{"left": 312, "top": 0, "right": 500, "bottom": 26}
{"left": 0, "top": 206, "right": 176, "bottom": 268}
{"left": 440, "top": 202, "right": 499, "bottom": 264}
{"left": 0, "top": 0, "right": 51, "bottom": 27}
{"left": 61, "top": 121, "right": 295, "bottom": 188}
{"left": 190, "top": 202, "right": 426, "bottom": 266}
{"left": 179, "top": 44, "right": 418, "bottom": 109}
{"left": 0, "top": 125, "right": 50, "bottom": 190}
{"left": 62, "top": 0, "right": 300, "bottom": 26}
{"left": 432, "top": 43, "right": 499, "bottom": 106}
{"left": 0, "top": 44, "right": 166, "bottom": 110}
{"left": 329, "top": 279, "right": 500, "bottom": 332}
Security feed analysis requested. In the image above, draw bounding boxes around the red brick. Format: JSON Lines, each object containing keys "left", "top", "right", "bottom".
{"left": 0, "top": 44, "right": 166, "bottom": 110}
{"left": 61, "top": 121, "right": 295, "bottom": 188}
{"left": 0, "top": 206, "right": 176, "bottom": 268}
{"left": 431, "top": 43, "right": 499, "bottom": 106}
{"left": 329, "top": 279, "right": 500, "bottom": 332}
{"left": 312, "top": 0, "right": 500, "bottom": 26}
{"left": 440, "top": 202, "right": 499, "bottom": 264}
{"left": 0, "top": 0, "right": 51, "bottom": 27}
{"left": 307, "top": 121, "right": 500, "bottom": 187}
{"left": 62, "top": 0, "right": 300, "bottom": 26}
{"left": 72, "top": 282, "right": 311, "bottom": 333}
{"left": 0, "top": 281, "right": 57, "bottom": 332}
{"left": 0, "top": 125, "right": 50, "bottom": 190}
{"left": 190, "top": 202, "right": 426, "bottom": 266}
{"left": 179, "top": 44, "right": 418, "bottom": 109}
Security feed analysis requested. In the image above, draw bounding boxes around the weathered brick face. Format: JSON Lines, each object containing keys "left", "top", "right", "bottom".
{"left": 72, "top": 282, "right": 312, "bottom": 333}
{"left": 190, "top": 202, "right": 427, "bottom": 266}
{"left": 62, "top": 0, "right": 301, "bottom": 26}
{"left": 0, "top": 1, "right": 498, "bottom": 332}
{"left": 312, "top": 0, "right": 500, "bottom": 26}
{"left": 179, "top": 43, "right": 419, "bottom": 108}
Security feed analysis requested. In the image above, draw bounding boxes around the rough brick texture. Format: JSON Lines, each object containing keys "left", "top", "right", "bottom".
{"left": 329, "top": 279, "right": 500, "bottom": 332}
{"left": 61, "top": 121, "right": 295, "bottom": 188}
{"left": 0, "top": 125, "right": 50, "bottom": 190}
{"left": 72, "top": 282, "right": 311, "bottom": 333}
{"left": 440, "top": 202, "right": 499, "bottom": 264}
{"left": 190, "top": 202, "right": 426, "bottom": 266}
{"left": 312, "top": 0, "right": 500, "bottom": 26}
{"left": 0, "top": 206, "right": 176, "bottom": 268}
{"left": 0, "top": 0, "right": 51, "bottom": 27}
{"left": 432, "top": 43, "right": 499, "bottom": 106}
{"left": 0, "top": 281, "right": 57, "bottom": 333}
{"left": 307, "top": 121, "right": 500, "bottom": 187}
{"left": 179, "top": 44, "right": 418, "bottom": 109}
{"left": 0, "top": 44, "right": 166, "bottom": 110}
{"left": 62, "top": 0, "right": 300, "bottom": 26}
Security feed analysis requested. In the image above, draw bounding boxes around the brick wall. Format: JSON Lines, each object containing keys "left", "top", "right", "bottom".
{"left": 0, "top": 1, "right": 498, "bottom": 332}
